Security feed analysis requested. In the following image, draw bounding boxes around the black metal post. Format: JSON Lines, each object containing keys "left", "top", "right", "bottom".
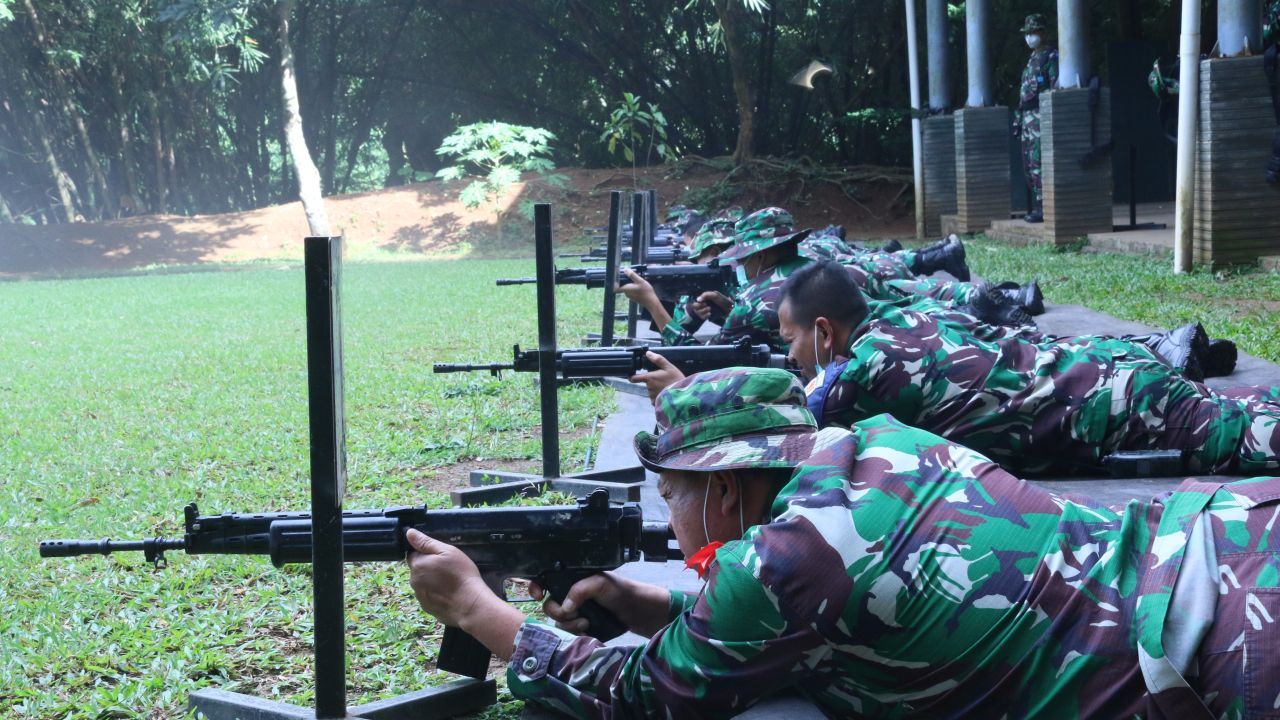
{"left": 534, "top": 205, "right": 561, "bottom": 479}
{"left": 626, "top": 193, "right": 645, "bottom": 340}
{"left": 646, "top": 189, "right": 658, "bottom": 242}
{"left": 303, "top": 237, "right": 348, "bottom": 719}
{"left": 601, "top": 191, "right": 623, "bottom": 346}
{"left": 1129, "top": 144, "right": 1138, "bottom": 228}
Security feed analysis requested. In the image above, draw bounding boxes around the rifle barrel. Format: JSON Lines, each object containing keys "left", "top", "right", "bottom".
{"left": 495, "top": 277, "right": 536, "bottom": 286}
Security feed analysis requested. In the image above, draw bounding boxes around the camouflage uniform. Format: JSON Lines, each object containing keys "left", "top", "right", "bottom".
{"left": 1017, "top": 15, "right": 1059, "bottom": 210}
{"left": 505, "top": 367, "right": 1280, "bottom": 719}
{"left": 1267, "top": 0, "right": 1279, "bottom": 46}
{"left": 662, "top": 209, "right": 815, "bottom": 352}
{"left": 661, "top": 216, "right": 741, "bottom": 347}
{"left": 810, "top": 299, "right": 1280, "bottom": 476}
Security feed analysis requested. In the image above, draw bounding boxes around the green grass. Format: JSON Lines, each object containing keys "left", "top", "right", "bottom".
{"left": 0, "top": 259, "right": 615, "bottom": 718}
{"left": 966, "top": 239, "right": 1280, "bottom": 364}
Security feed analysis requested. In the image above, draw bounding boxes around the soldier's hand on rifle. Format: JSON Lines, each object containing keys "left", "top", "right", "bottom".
{"left": 696, "top": 291, "right": 733, "bottom": 316}
{"left": 630, "top": 351, "right": 685, "bottom": 402}
{"left": 617, "top": 267, "right": 660, "bottom": 307}
{"left": 618, "top": 268, "right": 674, "bottom": 330}
{"left": 406, "top": 528, "right": 523, "bottom": 659}
{"left": 529, "top": 572, "right": 671, "bottom": 638}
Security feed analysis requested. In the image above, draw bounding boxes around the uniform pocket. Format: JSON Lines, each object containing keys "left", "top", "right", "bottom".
{"left": 1245, "top": 588, "right": 1280, "bottom": 718}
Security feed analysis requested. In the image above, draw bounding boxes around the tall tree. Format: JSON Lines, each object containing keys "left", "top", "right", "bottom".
{"left": 275, "top": 0, "right": 328, "bottom": 235}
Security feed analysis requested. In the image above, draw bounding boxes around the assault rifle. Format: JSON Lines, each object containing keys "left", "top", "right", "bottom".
{"left": 41, "top": 489, "right": 680, "bottom": 680}
{"left": 586, "top": 228, "right": 679, "bottom": 247}
{"left": 433, "top": 338, "right": 790, "bottom": 378}
{"left": 497, "top": 263, "right": 734, "bottom": 304}
{"left": 562, "top": 245, "right": 694, "bottom": 265}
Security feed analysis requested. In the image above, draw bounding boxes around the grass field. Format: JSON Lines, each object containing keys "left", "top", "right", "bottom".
{"left": 4, "top": 240, "right": 1280, "bottom": 719}
{"left": 0, "top": 259, "right": 614, "bottom": 718}
{"left": 966, "top": 239, "right": 1280, "bottom": 364}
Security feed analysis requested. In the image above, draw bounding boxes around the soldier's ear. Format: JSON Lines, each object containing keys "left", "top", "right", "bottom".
{"left": 710, "top": 470, "right": 740, "bottom": 517}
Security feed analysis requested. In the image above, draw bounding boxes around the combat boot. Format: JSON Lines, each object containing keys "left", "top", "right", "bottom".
{"left": 994, "top": 279, "right": 1045, "bottom": 315}
{"left": 962, "top": 284, "right": 1035, "bottom": 327}
{"left": 881, "top": 239, "right": 904, "bottom": 253}
{"left": 1203, "top": 338, "right": 1238, "bottom": 378}
{"left": 911, "top": 235, "right": 970, "bottom": 282}
{"left": 1126, "top": 322, "right": 1210, "bottom": 383}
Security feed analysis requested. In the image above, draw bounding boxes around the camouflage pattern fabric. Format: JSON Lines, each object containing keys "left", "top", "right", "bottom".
{"left": 660, "top": 297, "right": 714, "bottom": 346}
{"left": 812, "top": 300, "right": 1280, "bottom": 476}
{"left": 662, "top": 255, "right": 810, "bottom": 352}
{"left": 797, "top": 234, "right": 858, "bottom": 262}
{"left": 633, "top": 367, "right": 821, "bottom": 472}
{"left": 837, "top": 252, "right": 985, "bottom": 307}
{"left": 1018, "top": 47, "right": 1059, "bottom": 207}
{"left": 1267, "top": 0, "right": 1279, "bottom": 46}
{"left": 507, "top": 412, "right": 1280, "bottom": 718}
{"left": 720, "top": 208, "right": 812, "bottom": 264}
{"left": 1149, "top": 59, "right": 1179, "bottom": 99}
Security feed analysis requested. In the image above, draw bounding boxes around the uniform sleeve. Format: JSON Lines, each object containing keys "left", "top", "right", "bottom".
{"left": 659, "top": 299, "right": 705, "bottom": 347}
{"left": 506, "top": 548, "right": 826, "bottom": 720}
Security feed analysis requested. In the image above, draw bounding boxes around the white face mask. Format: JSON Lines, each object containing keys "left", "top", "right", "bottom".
{"left": 1026, "top": 34, "right": 1041, "bottom": 49}
{"left": 803, "top": 324, "right": 833, "bottom": 395}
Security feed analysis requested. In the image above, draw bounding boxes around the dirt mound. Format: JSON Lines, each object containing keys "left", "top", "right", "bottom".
{"left": 0, "top": 164, "right": 914, "bottom": 279}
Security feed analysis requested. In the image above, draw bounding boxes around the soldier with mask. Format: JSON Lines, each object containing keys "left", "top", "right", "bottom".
{"left": 616, "top": 209, "right": 745, "bottom": 348}
{"left": 1016, "top": 14, "right": 1059, "bottom": 223}
{"left": 405, "top": 365, "right": 1280, "bottom": 719}
{"left": 778, "top": 261, "right": 1273, "bottom": 478}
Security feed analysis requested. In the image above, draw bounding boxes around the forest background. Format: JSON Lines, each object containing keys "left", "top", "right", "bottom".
{"left": 0, "top": 0, "right": 1185, "bottom": 228}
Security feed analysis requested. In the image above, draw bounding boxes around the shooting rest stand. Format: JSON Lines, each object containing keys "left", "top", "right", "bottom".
{"left": 456, "top": 202, "right": 645, "bottom": 502}
{"left": 189, "top": 238, "right": 496, "bottom": 720}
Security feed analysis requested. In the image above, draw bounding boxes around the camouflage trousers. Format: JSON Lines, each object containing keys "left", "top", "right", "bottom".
{"left": 845, "top": 251, "right": 982, "bottom": 306}
{"left": 1109, "top": 365, "right": 1280, "bottom": 474}
{"left": 1018, "top": 109, "right": 1044, "bottom": 206}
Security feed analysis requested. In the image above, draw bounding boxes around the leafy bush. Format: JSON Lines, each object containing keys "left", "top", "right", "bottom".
{"left": 436, "top": 122, "right": 561, "bottom": 209}
{"left": 600, "top": 93, "right": 674, "bottom": 187}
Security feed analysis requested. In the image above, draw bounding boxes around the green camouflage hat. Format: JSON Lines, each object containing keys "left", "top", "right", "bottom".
{"left": 691, "top": 217, "right": 737, "bottom": 257}
{"left": 1020, "top": 14, "right": 1048, "bottom": 33}
{"left": 719, "top": 207, "right": 812, "bottom": 265}
{"left": 663, "top": 205, "right": 689, "bottom": 224}
{"left": 633, "top": 367, "right": 819, "bottom": 473}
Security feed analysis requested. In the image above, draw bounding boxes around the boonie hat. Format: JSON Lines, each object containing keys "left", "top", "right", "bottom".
{"left": 719, "top": 208, "right": 812, "bottom": 264}
{"left": 634, "top": 367, "right": 820, "bottom": 473}
{"left": 1020, "top": 14, "right": 1048, "bottom": 33}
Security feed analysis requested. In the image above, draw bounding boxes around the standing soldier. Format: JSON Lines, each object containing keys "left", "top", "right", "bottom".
{"left": 1016, "top": 14, "right": 1059, "bottom": 223}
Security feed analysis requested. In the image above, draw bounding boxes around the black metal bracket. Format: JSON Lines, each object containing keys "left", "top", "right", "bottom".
{"left": 188, "top": 237, "right": 495, "bottom": 720}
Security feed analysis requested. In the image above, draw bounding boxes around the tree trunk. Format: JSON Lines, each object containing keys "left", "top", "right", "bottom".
{"left": 111, "top": 65, "right": 142, "bottom": 216}
{"left": 22, "top": 0, "right": 114, "bottom": 219}
{"left": 28, "top": 100, "right": 79, "bottom": 222}
{"left": 712, "top": 0, "right": 755, "bottom": 166}
{"left": 276, "top": 0, "right": 330, "bottom": 236}
{"left": 147, "top": 95, "right": 168, "bottom": 214}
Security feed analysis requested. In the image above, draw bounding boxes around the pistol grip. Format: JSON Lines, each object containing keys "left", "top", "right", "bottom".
{"left": 542, "top": 574, "right": 629, "bottom": 642}
{"left": 437, "top": 626, "right": 492, "bottom": 679}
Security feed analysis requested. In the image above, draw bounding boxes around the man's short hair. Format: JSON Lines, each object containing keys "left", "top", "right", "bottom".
{"left": 779, "top": 260, "right": 869, "bottom": 329}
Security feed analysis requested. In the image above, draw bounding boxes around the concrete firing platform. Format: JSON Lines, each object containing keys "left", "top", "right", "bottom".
{"left": 986, "top": 202, "right": 1174, "bottom": 252}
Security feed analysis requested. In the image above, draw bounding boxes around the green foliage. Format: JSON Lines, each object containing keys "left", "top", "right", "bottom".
{"left": 435, "top": 122, "right": 560, "bottom": 210}
{"left": 600, "top": 93, "right": 674, "bottom": 186}
{"left": 0, "top": 0, "right": 12, "bottom": 24}
{"left": 0, "top": 259, "right": 615, "bottom": 717}
{"left": 158, "top": 0, "right": 269, "bottom": 84}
